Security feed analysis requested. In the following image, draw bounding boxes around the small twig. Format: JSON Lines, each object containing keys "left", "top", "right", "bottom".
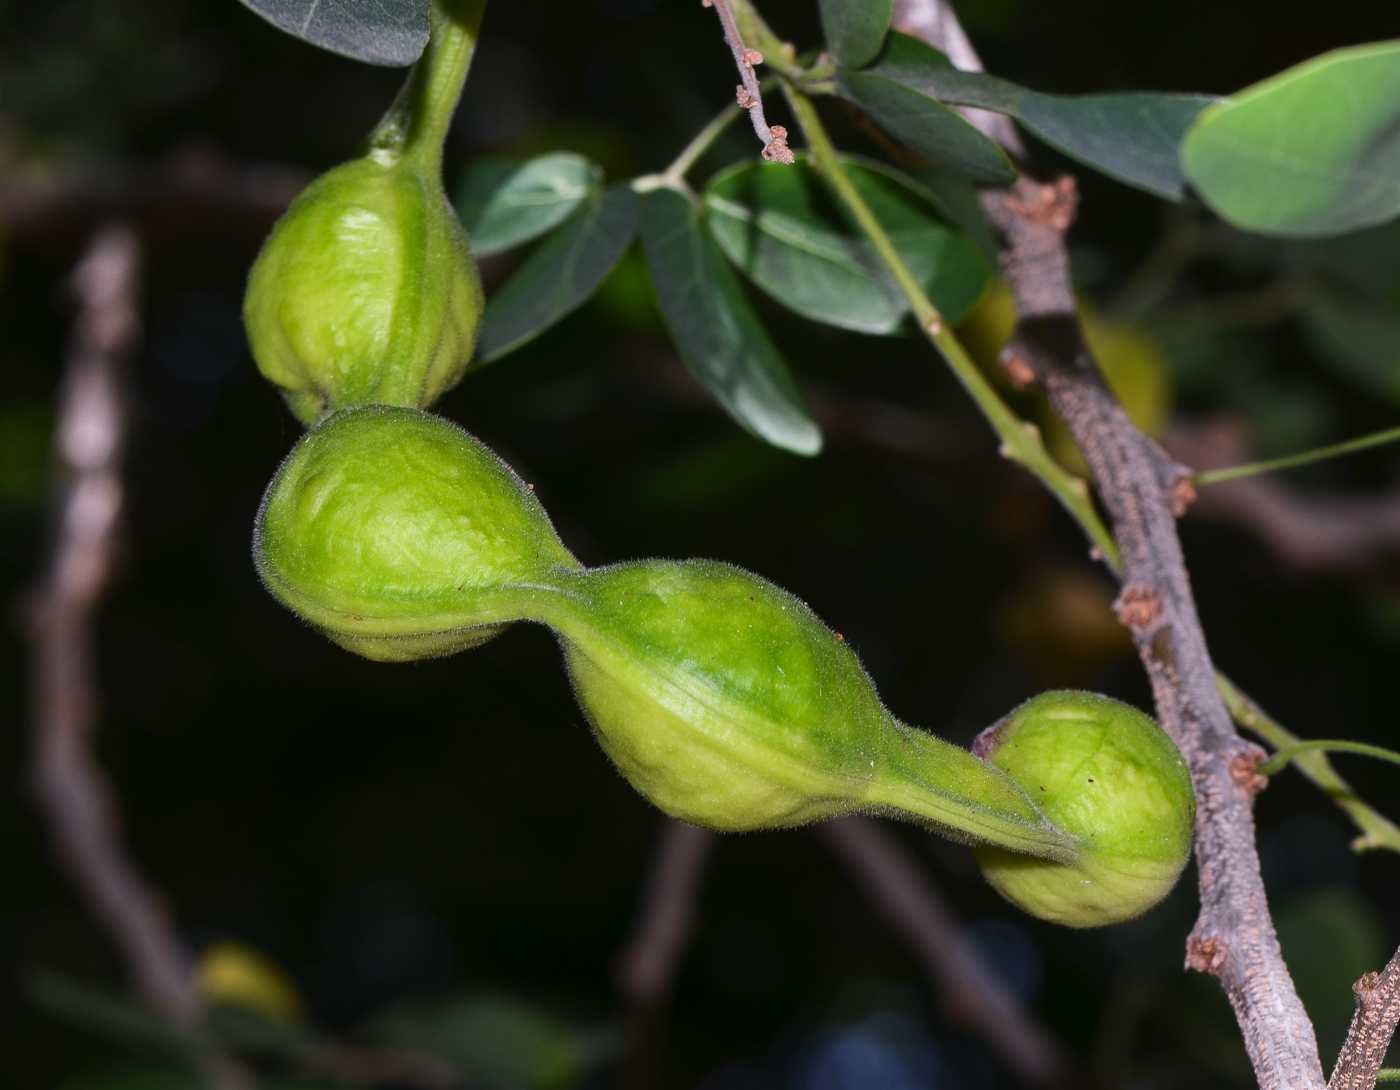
{"left": 24, "top": 223, "right": 253, "bottom": 1089}
{"left": 820, "top": 817, "right": 1073, "bottom": 1086}
{"left": 1330, "top": 948, "right": 1400, "bottom": 1090}
{"left": 615, "top": 819, "right": 717, "bottom": 1090}
{"left": 1192, "top": 424, "right": 1400, "bottom": 487}
{"left": 701, "top": 0, "right": 794, "bottom": 163}
{"left": 27, "top": 224, "right": 204, "bottom": 1024}
{"left": 1218, "top": 675, "right": 1400, "bottom": 855}
{"left": 1257, "top": 740, "right": 1400, "bottom": 779}
{"left": 1166, "top": 417, "right": 1400, "bottom": 574}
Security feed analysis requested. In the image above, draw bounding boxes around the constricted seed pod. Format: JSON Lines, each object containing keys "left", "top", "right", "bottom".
{"left": 971, "top": 691, "right": 1195, "bottom": 927}
{"left": 253, "top": 406, "right": 1195, "bottom": 928}
{"left": 549, "top": 559, "right": 1069, "bottom": 855}
{"left": 244, "top": 153, "right": 483, "bottom": 425}
{"left": 254, "top": 405, "right": 580, "bottom": 661}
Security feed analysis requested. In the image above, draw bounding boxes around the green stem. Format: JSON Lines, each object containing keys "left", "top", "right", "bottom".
{"left": 781, "top": 84, "right": 1120, "bottom": 568}
{"left": 666, "top": 102, "right": 745, "bottom": 181}
{"left": 1257, "top": 739, "right": 1400, "bottom": 778}
{"left": 1377, "top": 1070, "right": 1400, "bottom": 1082}
{"left": 1218, "top": 673, "right": 1400, "bottom": 854}
{"left": 368, "top": 0, "right": 487, "bottom": 173}
{"left": 1192, "top": 423, "right": 1400, "bottom": 487}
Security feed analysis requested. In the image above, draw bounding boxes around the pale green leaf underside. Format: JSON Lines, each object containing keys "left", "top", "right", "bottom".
{"left": 235, "top": 0, "right": 428, "bottom": 65}
{"left": 1182, "top": 40, "right": 1400, "bottom": 238}
{"left": 455, "top": 153, "right": 604, "bottom": 257}
{"left": 478, "top": 184, "right": 638, "bottom": 362}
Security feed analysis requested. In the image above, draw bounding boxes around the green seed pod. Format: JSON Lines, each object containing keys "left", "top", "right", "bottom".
{"left": 549, "top": 560, "right": 1070, "bottom": 854}
{"left": 254, "top": 405, "right": 580, "bottom": 661}
{"left": 244, "top": 154, "right": 483, "bottom": 425}
{"left": 252, "top": 405, "right": 1193, "bottom": 928}
{"left": 971, "top": 691, "right": 1195, "bottom": 928}
{"left": 243, "top": 0, "right": 487, "bottom": 425}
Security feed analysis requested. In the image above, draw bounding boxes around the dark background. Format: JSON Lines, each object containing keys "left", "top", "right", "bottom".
{"left": 2, "top": 0, "right": 1400, "bottom": 1086}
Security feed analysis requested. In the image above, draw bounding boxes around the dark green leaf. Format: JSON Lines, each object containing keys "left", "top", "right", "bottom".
{"left": 455, "top": 153, "right": 604, "bottom": 257}
{"left": 837, "top": 71, "right": 1017, "bottom": 185}
{"left": 1016, "top": 92, "right": 1214, "bottom": 201}
{"left": 377, "top": 992, "right": 584, "bottom": 1090}
{"left": 639, "top": 186, "right": 822, "bottom": 456}
{"left": 858, "top": 32, "right": 1214, "bottom": 200}
{"left": 859, "top": 31, "right": 1021, "bottom": 112}
{"left": 818, "top": 0, "right": 892, "bottom": 69}
{"left": 904, "top": 167, "right": 1000, "bottom": 265}
{"left": 1182, "top": 40, "right": 1400, "bottom": 237}
{"left": 703, "top": 156, "right": 989, "bottom": 334}
{"left": 477, "top": 184, "right": 638, "bottom": 361}
{"left": 235, "top": 0, "right": 428, "bottom": 65}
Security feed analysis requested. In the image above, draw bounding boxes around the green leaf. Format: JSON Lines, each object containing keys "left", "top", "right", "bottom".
{"left": 1015, "top": 92, "right": 1215, "bottom": 201}
{"left": 639, "top": 186, "right": 822, "bottom": 456}
{"left": 1182, "top": 40, "right": 1400, "bottom": 238}
{"left": 703, "top": 156, "right": 989, "bottom": 334}
{"left": 477, "top": 184, "right": 639, "bottom": 361}
{"left": 235, "top": 0, "right": 428, "bottom": 65}
{"left": 455, "top": 153, "right": 604, "bottom": 258}
{"left": 857, "top": 32, "right": 1214, "bottom": 200}
{"left": 818, "top": 0, "right": 893, "bottom": 69}
{"left": 860, "top": 32, "right": 1022, "bottom": 113}
{"left": 904, "top": 167, "right": 1000, "bottom": 265}
{"left": 377, "top": 992, "right": 585, "bottom": 1090}
{"left": 838, "top": 71, "right": 1017, "bottom": 185}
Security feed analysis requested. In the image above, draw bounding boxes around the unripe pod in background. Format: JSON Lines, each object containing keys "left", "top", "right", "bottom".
{"left": 972, "top": 691, "right": 1195, "bottom": 928}
{"left": 254, "top": 406, "right": 580, "bottom": 661}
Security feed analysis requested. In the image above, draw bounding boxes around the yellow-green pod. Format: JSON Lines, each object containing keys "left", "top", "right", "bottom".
{"left": 254, "top": 405, "right": 579, "bottom": 661}
{"left": 549, "top": 560, "right": 1072, "bottom": 858}
{"left": 244, "top": 155, "right": 482, "bottom": 425}
{"left": 972, "top": 691, "right": 1196, "bottom": 927}
{"left": 243, "top": 0, "right": 487, "bottom": 425}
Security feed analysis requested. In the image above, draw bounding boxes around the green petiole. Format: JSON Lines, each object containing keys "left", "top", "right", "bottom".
{"left": 780, "top": 83, "right": 1120, "bottom": 570}
{"left": 367, "top": 0, "right": 487, "bottom": 171}
{"left": 1192, "top": 423, "right": 1400, "bottom": 487}
{"left": 1257, "top": 739, "right": 1400, "bottom": 779}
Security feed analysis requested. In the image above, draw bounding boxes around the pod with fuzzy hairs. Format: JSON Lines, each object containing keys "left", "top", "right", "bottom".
{"left": 253, "top": 405, "right": 579, "bottom": 661}
{"left": 254, "top": 406, "right": 1194, "bottom": 928}
{"left": 244, "top": 155, "right": 483, "bottom": 426}
{"left": 972, "top": 691, "right": 1195, "bottom": 927}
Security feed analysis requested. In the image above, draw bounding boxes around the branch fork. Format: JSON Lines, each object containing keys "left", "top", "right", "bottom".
{"left": 703, "top": 0, "right": 794, "bottom": 163}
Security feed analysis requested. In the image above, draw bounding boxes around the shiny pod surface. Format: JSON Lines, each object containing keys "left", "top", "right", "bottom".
{"left": 254, "top": 406, "right": 579, "bottom": 660}
{"left": 972, "top": 691, "right": 1195, "bottom": 927}
{"left": 244, "top": 156, "right": 484, "bottom": 425}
